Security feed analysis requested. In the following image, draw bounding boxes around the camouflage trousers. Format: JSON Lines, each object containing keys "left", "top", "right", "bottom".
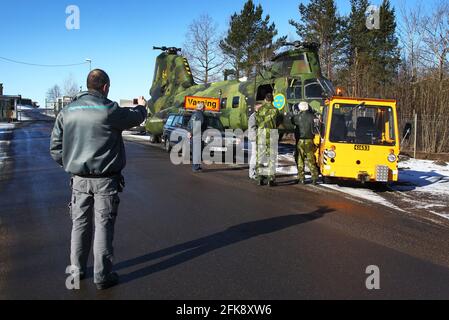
{"left": 296, "top": 139, "right": 319, "bottom": 182}
{"left": 256, "top": 129, "right": 278, "bottom": 182}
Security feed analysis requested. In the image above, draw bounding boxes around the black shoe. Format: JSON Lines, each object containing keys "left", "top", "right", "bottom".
{"left": 96, "top": 272, "right": 119, "bottom": 290}
{"left": 257, "top": 177, "right": 265, "bottom": 186}
{"left": 268, "top": 180, "right": 276, "bottom": 187}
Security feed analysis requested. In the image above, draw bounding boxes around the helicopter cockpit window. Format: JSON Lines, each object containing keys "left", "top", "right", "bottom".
{"left": 232, "top": 96, "right": 240, "bottom": 108}
{"left": 286, "top": 79, "right": 302, "bottom": 100}
{"left": 321, "top": 79, "right": 335, "bottom": 96}
{"left": 278, "top": 54, "right": 305, "bottom": 75}
{"left": 304, "top": 79, "right": 325, "bottom": 99}
{"left": 221, "top": 98, "right": 227, "bottom": 109}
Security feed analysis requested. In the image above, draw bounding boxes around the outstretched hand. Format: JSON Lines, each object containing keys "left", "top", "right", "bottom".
{"left": 137, "top": 96, "right": 147, "bottom": 106}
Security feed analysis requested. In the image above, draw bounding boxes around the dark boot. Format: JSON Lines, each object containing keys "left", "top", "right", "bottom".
{"left": 266, "top": 176, "right": 276, "bottom": 187}
{"left": 96, "top": 272, "right": 119, "bottom": 290}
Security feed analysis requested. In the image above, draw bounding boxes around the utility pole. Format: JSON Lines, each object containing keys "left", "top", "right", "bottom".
{"left": 85, "top": 58, "right": 92, "bottom": 71}
{"left": 413, "top": 112, "right": 418, "bottom": 159}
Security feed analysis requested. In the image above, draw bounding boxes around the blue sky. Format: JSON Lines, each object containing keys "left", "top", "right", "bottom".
{"left": 0, "top": 0, "right": 427, "bottom": 106}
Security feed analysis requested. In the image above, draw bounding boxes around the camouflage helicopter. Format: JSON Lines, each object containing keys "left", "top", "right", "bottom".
{"left": 145, "top": 42, "right": 335, "bottom": 142}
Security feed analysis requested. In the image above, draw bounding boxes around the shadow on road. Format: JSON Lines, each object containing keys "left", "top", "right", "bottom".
{"left": 112, "top": 206, "right": 334, "bottom": 285}
{"left": 203, "top": 165, "right": 249, "bottom": 173}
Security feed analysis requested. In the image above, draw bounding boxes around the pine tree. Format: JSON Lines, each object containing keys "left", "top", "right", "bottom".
{"left": 343, "top": 0, "right": 372, "bottom": 97}
{"left": 341, "top": 0, "right": 400, "bottom": 97}
{"left": 220, "top": 0, "right": 284, "bottom": 78}
{"left": 368, "top": 0, "right": 401, "bottom": 97}
{"left": 289, "top": 0, "right": 345, "bottom": 81}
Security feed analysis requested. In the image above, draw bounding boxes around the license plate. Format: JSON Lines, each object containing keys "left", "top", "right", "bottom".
{"left": 211, "top": 147, "right": 227, "bottom": 152}
{"left": 354, "top": 145, "right": 370, "bottom": 151}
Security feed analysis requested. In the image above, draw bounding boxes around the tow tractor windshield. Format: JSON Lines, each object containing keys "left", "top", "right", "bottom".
{"left": 329, "top": 103, "right": 396, "bottom": 146}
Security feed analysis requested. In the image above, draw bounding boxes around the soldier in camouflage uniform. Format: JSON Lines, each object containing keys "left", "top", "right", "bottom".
{"left": 291, "top": 102, "right": 319, "bottom": 185}
{"left": 256, "top": 93, "right": 280, "bottom": 187}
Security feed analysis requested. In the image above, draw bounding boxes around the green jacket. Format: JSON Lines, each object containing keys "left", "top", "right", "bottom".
{"left": 291, "top": 110, "right": 316, "bottom": 140}
{"left": 256, "top": 102, "right": 279, "bottom": 130}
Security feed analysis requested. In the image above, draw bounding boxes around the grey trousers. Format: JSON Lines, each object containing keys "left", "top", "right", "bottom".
{"left": 69, "top": 175, "right": 121, "bottom": 284}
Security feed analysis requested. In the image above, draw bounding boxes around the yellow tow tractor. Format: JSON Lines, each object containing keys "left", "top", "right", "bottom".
{"left": 317, "top": 97, "right": 400, "bottom": 183}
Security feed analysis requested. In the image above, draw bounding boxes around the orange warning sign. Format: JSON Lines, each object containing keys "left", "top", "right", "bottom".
{"left": 184, "top": 96, "right": 221, "bottom": 112}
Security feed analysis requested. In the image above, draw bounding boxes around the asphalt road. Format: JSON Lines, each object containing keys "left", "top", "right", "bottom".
{"left": 1, "top": 110, "right": 449, "bottom": 300}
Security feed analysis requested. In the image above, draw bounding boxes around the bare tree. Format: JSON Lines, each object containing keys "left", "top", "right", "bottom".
{"left": 46, "top": 85, "right": 61, "bottom": 102}
{"left": 396, "top": 1, "right": 449, "bottom": 154}
{"left": 420, "top": 1, "right": 449, "bottom": 88}
{"left": 183, "top": 14, "right": 226, "bottom": 84}
{"left": 63, "top": 75, "right": 80, "bottom": 98}
{"left": 399, "top": 1, "right": 424, "bottom": 81}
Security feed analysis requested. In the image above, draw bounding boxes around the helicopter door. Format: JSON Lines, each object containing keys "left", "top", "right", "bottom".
{"left": 256, "top": 84, "right": 274, "bottom": 102}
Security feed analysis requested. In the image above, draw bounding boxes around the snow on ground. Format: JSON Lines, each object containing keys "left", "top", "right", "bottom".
{"left": 395, "top": 158, "right": 449, "bottom": 196}
{"left": 277, "top": 152, "right": 403, "bottom": 210}
{"left": 122, "top": 132, "right": 151, "bottom": 141}
{"left": 0, "top": 124, "right": 14, "bottom": 130}
{"left": 277, "top": 152, "right": 449, "bottom": 215}
{"left": 392, "top": 158, "right": 449, "bottom": 219}
{"left": 0, "top": 123, "right": 14, "bottom": 171}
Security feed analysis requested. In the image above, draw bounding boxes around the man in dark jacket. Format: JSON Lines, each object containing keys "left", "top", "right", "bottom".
{"left": 189, "top": 103, "right": 207, "bottom": 172}
{"left": 50, "top": 69, "right": 147, "bottom": 290}
{"left": 291, "top": 102, "right": 319, "bottom": 185}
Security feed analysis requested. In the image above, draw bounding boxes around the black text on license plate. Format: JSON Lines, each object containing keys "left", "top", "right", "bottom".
{"left": 354, "top": 145, "right": 370, "bottom": 151}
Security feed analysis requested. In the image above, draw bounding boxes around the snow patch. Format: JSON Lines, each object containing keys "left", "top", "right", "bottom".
{"left": 122, "top": 132, "right": 152, "bottom": 141}
{"left": 276, "top": 153, "right": 407, "bottom": 211}
{"left": 395, "top": 158, "right": 449, "bottom": 197}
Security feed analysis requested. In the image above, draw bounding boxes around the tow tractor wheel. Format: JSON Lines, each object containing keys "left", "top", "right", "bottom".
{"left": 323, "top": 176, "right": 336, "bottom": 184}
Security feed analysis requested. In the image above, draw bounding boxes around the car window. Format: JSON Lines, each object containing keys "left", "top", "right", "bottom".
{"left": 182, "top": 115, "right": 191, "bottom": 127}
{"left": 173, "top": 116, "right": 182, "bottom": 126}
{"left": 166, "top": 115, "right": 175, "bottom": 127}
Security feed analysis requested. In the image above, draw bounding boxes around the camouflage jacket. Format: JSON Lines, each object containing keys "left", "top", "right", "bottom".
{"left": 256, "top": 103, "right": 279, "bottom": 130}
